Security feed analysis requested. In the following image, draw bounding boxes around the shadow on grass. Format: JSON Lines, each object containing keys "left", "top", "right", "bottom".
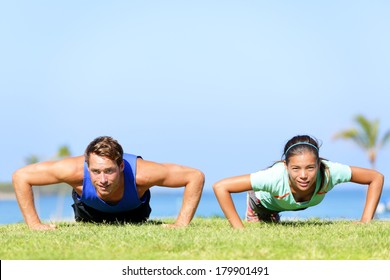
{"left": 243, "top": 218, "right": 338, "bottom": 228}
{"left": 57, "top": 219, "right": 165, "bottom": 228}
{"left": 56, "top": 217, "right": 338, "bottom": 230}
{"left": 279, "top": 219, "right": 335, "bottom": 227}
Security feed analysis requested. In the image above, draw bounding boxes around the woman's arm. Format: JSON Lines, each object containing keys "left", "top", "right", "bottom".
{"left": 349, "top": 166, "right": 384, "bottom": 223}
{"left": 213, "top": 175, "right": 253, "bottom": 229}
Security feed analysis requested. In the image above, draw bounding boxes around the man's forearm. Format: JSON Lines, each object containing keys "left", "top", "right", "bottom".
{"left": 13, "top": 179, "right": 42, "bottom": 228}
{"left": 175, "top": 174, "right": 204, "bottom": 226}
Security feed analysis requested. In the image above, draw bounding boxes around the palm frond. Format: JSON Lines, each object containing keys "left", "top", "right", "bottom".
{"left": 355, "top": 115, "right": 372, "bottom": 135}
{"left": 333, "top": 129, "right": 366, "bottom": 149}
{"left": 354, "top": 115, "right": 379, "bottom": 148}
{"left": 379, "top": 130, "right": 390, "bottom": 148}
{"left": 335, "top": 114, "right": 389, "bottom": 169}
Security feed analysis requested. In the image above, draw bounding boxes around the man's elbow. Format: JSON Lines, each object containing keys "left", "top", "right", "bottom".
{"left": 12, "top": 169, "right": 22, "bottom": 184}
{"left": 196, "top": 169, "right": 206, "bottom": 186}
{"left": 189, "top": 168, "right": 205, "bottom": 190}
{"left": 12, "top": 168, "right": 27, "bottom": 188}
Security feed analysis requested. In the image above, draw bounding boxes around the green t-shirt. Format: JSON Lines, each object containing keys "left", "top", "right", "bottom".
{"left": 249, "top": 160, "right": 352, "bottom": 212}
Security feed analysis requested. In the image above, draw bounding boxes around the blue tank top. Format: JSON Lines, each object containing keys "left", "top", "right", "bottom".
{"left": 76, "top": 153, "right": 148, "bottom": 213}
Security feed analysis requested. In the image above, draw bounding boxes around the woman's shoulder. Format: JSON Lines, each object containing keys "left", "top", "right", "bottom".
{"left": 251, "top": 161, "right": 285, "bottom": 178}
{"left": 250, "top": 161, "right": 286, "bottom": 191}
{"left": 320, "top": 159, "right": 352, "bottom": 182}
{"left": 321, "top": 159, "right": 350, "bottom": 169}
{"left": 268, "top": 161, "right": 285, "bottom": 169}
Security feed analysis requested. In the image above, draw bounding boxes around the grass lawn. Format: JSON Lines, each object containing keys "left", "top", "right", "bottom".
{"left": 1, "top": 217, "right": 389, "bottom": 260}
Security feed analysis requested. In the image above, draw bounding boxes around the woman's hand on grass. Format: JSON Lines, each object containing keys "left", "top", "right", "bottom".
{"left": 161, "top": 223, "right": 186, "bottom": 228}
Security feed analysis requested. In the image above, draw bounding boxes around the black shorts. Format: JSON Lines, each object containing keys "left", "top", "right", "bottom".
{"left": 247, "top": 191, "right": 307, "bottom": 222}
{"left": 247, "top": 190, "right": 281, "bottom": 222}
{"left": 71, "top": 189, "right": 152, "bottom": 224}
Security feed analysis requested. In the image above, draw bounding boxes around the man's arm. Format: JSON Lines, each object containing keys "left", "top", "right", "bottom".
{"left": 12, "top": 156, "right": 84, "bottom": 230}
{"left": 136, "top": 159, "right": 205, "bottom": 227}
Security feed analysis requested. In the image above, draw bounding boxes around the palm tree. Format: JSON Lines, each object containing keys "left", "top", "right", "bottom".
{"left": 23, "top": 145, "right": 72, "bottom": 219}
{"left": 25, "top": 155, "right": 40, "bottom": 165}
{"left": 56, "top": 145, "right": 72, "bottom": 159}
{"left": 54, "top": 144, "right": 72, "bottom": 221}
{"left": 333, "top": 114, "right": 390, "bottom": 169}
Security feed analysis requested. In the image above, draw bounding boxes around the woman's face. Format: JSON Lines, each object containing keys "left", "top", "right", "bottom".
{"left": 285, "top": 150, "right": 319, "bottom": 197}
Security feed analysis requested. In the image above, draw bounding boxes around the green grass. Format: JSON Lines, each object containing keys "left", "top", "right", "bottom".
{"left": 1, "top": 217, "right": 389, "bottom": 260}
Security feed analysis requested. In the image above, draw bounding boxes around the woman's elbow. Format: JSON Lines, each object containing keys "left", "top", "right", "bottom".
{"left": 212, "top": 180, "right": 225, "bottom": 193}
{"left": 377, "top": 172, "right": 385, "bottom": 186}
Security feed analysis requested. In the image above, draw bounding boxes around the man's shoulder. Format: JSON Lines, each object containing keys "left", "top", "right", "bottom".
{"left": 55, "top": 156, "right": 85, "bottom": 182}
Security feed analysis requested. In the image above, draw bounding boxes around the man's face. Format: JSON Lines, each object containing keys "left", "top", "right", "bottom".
{"left": 87, "top": 153, "right": 124, "bottom": 200}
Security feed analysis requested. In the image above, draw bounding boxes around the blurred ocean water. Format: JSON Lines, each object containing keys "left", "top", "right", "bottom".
{"left": 1, "top": 187, "right": 390, "bottom": 224}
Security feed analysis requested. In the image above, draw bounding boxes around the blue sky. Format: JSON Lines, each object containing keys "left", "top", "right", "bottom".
{"left": 1, "top": 1, "right": 389, "bottom": 189}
